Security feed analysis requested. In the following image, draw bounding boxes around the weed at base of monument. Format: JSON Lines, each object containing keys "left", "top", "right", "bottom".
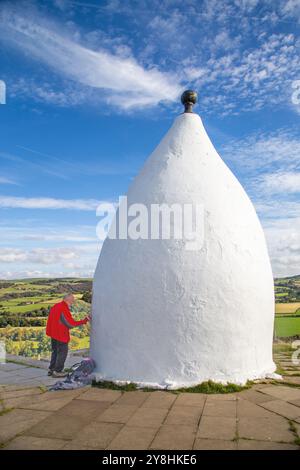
{"left": 92, "top": 379, "right": 252, "bottom": 394}
{"left": 175, "top": 380, "right": 252, "bottom": 394}
{"left": 92, "top": 380, "right": 139, "bottom": 391}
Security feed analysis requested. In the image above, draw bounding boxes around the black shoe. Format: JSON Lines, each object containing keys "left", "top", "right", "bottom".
{"left": 48, "top": 370, "right": 53, "bottom": 376}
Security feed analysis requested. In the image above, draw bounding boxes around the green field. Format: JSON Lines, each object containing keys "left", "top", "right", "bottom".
{"left": 274, "top": 316, "right": 300, "bottom": 337}
{"left": 0, "top": 278, "right": 92, "bottom": 357}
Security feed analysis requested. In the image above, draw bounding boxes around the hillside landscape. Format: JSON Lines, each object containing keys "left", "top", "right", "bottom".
{"left": 0, "top": 275, "right": 299, "bottom": 359}
{"left": 0, "top": 278, "right": 92, "bottom": 358}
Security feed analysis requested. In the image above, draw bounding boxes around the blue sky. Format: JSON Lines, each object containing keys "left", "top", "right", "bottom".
{"left": 0, "top": 0, "right": 299, "bottom": 279}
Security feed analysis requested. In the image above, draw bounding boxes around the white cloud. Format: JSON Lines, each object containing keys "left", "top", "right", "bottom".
{"left": 0, "top": 176, "right": 17, "bottom": 185}
{"left": 0, "top": 247, "right": 79, "bottom": 264}
{"left": 0, "top": 268, "right": 94, "bottom": 279}
{"left": 0, "top": 195, "right": 102, "bottom": 211}
{"left": 221, "top": 128, "right": 300, "bottom": 172}
{"left": 0, "top": 223, "right": 98, "bottom": 244}
{"left": 220, "top": 127, "right": 300, "bottom": 277}
{"left": 196, "top": 33, "right": 300, "bottom": 114}
{"left": 282, "top": 0, "right": 300, "bottom": 21}
{"left": 258, "top": 171, "right": 300, "bottom": 194}
{"left": 0, "top": 5, "right": 182, "bottom": 109}
{"left": 262, "top": 216, "right": 300, "bottom": 277}
{"left": 0, "top": 249, "right": 27, "bottom": 263}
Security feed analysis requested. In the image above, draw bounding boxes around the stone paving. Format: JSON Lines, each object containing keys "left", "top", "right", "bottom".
{"left": 0, "top": 349, "right": 300, "bottom": 450}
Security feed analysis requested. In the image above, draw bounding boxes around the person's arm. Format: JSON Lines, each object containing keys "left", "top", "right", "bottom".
{"left": 60, "top": 308, "right": 88, "bottom": 329}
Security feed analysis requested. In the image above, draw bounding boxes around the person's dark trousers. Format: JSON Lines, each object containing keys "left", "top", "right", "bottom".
{"left": 49, "top": 338, "right": 68, "bottom": 372}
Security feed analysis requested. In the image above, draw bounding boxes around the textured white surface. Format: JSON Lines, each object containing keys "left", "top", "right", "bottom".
{"left": 91, "top": 113, "right": 275, "bottom": 388}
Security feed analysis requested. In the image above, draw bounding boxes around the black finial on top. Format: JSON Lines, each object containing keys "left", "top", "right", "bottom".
{"left": 181, "top": 90, "right": 197, "bottom": 113}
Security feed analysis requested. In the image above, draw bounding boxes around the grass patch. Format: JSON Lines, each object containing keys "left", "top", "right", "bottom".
{"left": 175, "top": 380, "right": 252, "bottom": 394}
{"left": 289, "top": 421, "right": 300, "bottom": 447}
{"left": 92, "top": 380, "right": 139, "bottom": 391}
{"left": 92, "top": 379, "right": 252, "bottom": 394}
{"left": 273, "top": 343, "right": 294, "bottom": 353}
{"left": 0, "top": 406, "right": 14, "bottom": 416}
{"left": 274, "top": 317, "right": 300, "bottom": 337}
{"left": 275, "top": 364, "right": 286, "bottom": 376}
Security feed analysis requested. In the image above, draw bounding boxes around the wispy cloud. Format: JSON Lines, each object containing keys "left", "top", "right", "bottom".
{"left": 16, "top": 145, "right": 137, "bottom": 177}
{"left": 221, "top": 128, "right": 300, "bottom": 173}
{"left": 0, "top": 176, "right": 18, "bottom": 185}
{"left": 0, "top": 4, "right": 182, "bottom": 109}
{"left": 0, "top": 195, "right": 103, "bottom": 211}
{"left": 0, "top": 247, "right": 78, "bottom": 264}
{"left": 0, "top": 268, "right": 94, "bottom": 280}
{"left": 194, "top": 33, "right": 300, "bottom": 115}
{"left": 256, "top": 171, "right": 300, "bottom": 194}
{"left": 1, "top": 1, "right": 299, "bottom": 115}
{"left": 220, "top": 126, "right": 300, "bottom": 276}
{"left": 263, "top": 215, "right": 300, "bottom": 277}
{"left": 0, "top": 150, "right": 68, "bottom": 180}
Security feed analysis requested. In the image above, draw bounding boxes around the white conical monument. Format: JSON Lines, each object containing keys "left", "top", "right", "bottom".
{"left": 91, "top": 90, "right": 276, "bottom": 388}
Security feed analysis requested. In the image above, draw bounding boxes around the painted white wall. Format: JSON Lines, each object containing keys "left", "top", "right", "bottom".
{"left": 91, "top": 112, "right": 276, "bottom": 388}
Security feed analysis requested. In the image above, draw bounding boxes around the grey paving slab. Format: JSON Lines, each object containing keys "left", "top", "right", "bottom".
{"left": 25, "top": 414, "right": 90, "bottom": 440}
{"left": 3, "top": 436, "right": 67, "bottom": 450}
{"left": 62, "top": 442, "right": 95, "bottom": 450}
{"left": 260, "top": 399, "right": 300, "bottom": 420}
{"left": 107, "top": 425, "right": 157, "bottom": 450}
{"left": 150, "top": 424, "right": 196, "bottom": 450}
{"left": 237, "top": 398, "right": 277, "bottom": 418}
{"left": 0, "top": 386, "right": 42, "bottom": 399}
{"left": 238, "top": 416, "right": 294, "bottom": 443}
{"left": 12, "top": 367, "right": 48, "bottom": 379}
{"left": 237, "top": 389, "right": 276, "bottom": 404}
{"left": 127, "top": 406, "right": 169, "bottom": 428}
{"left": 97, "top": 404, "right": 139, "bottom": 424}
{"left": 69, "top": 421, "right": 123, "bottom": 449}
{"left": 205, "top": 393, "right": 238, "bottom": 402}
{"left": 114, "top": 391, "right": 151, "bottom": 406}
{"left": 164, "top": 405, "right": 203, "bottom": 426}
{"left": 173, "top": 393, "right": 206, "bottom": 407}
{"left": 260, "top": 385, "right": 300, "bottom": 402}
{"left": 197, "top": 416, "right": 237, "bottom": 440}
{"left": 77, "top": 388, "right": 122, "bottom": 403}
{"left": 59, "top": 399, "right": 109, "bottom": 420}
{"left": 237, "top": 439, "right": 299, "bottom": 450}
{"left": 203, "top": 400, "right": 236, "bottom": 417}
{"left": 142, "top": 391, "right": 177, "bottom": 409}
{"left": 194, "top": 438, "right": 238, "bottom": 450}
{"left": 16, "top": 395, "right": 75, "bottom": 412}
{"left": 0, "top": 409, "right": 51, "bottom": 445}
{"left": 0, "top": 363, "right": 30, "bottom": 372}
{"left": 1, "top": 366, "right": 300, "bottom": 451}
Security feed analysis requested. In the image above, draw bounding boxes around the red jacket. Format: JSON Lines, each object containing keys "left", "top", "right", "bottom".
{"left": 46, "top": 300, "right": 87, "bottom": 343}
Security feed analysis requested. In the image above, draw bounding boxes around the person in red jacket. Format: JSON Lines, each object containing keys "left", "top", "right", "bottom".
{"left": 46, "top": 294, "right": 90, "bottom": 378}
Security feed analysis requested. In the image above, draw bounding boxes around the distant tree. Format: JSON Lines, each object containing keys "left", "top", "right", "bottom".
{"left": 82, "top": 291, "right": 92, "bottom": 303}
{"left": 36, "top": 336, "right": 51, "bottom": 355}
